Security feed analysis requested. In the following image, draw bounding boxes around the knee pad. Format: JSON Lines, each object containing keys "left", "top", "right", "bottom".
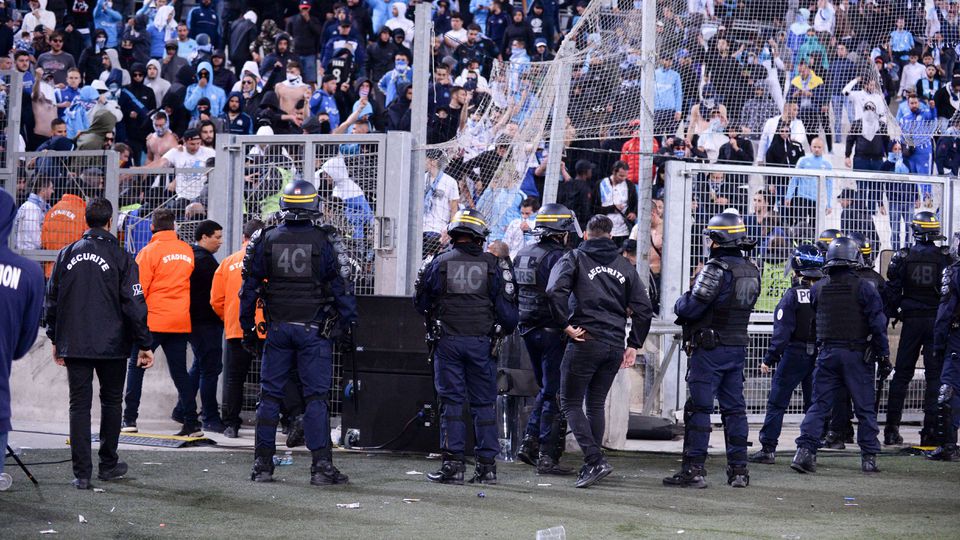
{"left": 441, "top": 401, "right": 464, "bottom": 420}
{"left": 470, "top": 404, "right": 496, "bottom": 428}
{"left": 725, "top": 433, "right": 750, "bottom": 448}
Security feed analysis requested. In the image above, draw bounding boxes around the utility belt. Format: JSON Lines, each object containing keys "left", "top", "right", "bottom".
{"left": 689, "top": 329, "right": 725, "bottom": 351}
{"left": 788, "top": 340, "right": 818, "bottom": 356}
{"left": 818, "top": 339, "right": 868, "bottom": 352}
{"left": 519, "top": 325, "right": 563, "bottom": 336}
{"left": 901, "top": 308, "right": 938, "bottom": 318}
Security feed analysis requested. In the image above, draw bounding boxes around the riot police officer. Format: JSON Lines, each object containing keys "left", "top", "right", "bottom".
{"left": 824, "top": 231, "right": 889, "bottom": 449}
{"left": 667, "top": 212, "right": 760, "bottom": 489}
{"left": 750, "top": 244, "right": 823, "bottom": 465}
{"left": 929, "top": 235, "right": 960, "bottom": 461}
{"left": 791, "top": 237, "right": 889, "bottom": 474}
{"left": 884, "top": 211, "right": 954, "bottom": 445}
{"left": 240, "top": 180, "right": 358, "bottom": 485}
{"left": 514, "top": 203, "right": 581, "bottom": 475}
{"left": 415, "top": 209, "right": 519, "bottom": 485}
{"left": 815, "top": 229, "right": 843, "bottom": 254}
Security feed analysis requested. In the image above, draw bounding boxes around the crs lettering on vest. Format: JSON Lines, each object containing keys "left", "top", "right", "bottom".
{"left": 446, "top": 260, "right": 488, "bottom": 294}
{"left": 587, "top": 265, "right": 626, "bottom": 284}
{"left": 66, "top": 252, "right": 110, "bottom": 272}
{"left": 272, "top": 244, "right": 312, "bottom": 277}
{"left": 514, "top": 256, "right": 536, "bottom": 285}
{"left": 0, "top": 263, "right": 23, "bottom": 290}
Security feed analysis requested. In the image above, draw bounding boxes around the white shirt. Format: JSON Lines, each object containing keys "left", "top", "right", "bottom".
{"left": 162, "top": 146, "right": 216, "bottom": 200}
{"left": 813, "top": 3, "right": 835, "bottom": 34}
{"left": 14, "top": 197, "right": 45, "bottom": 250}
{"left": 899, "top": 63, "right": 927, "bottom": 97}
{"left": 502, "top": 217, "right": 536, "bottom": 259}
{"left": 598, "top": 177, "right": 630, "bottom": 237}
{"left": 422, "top": 171, "right": 460, "bottom": 233}
{"left": 318, "top": 156, "right": 364, "bottom": 200}
{"left": 758, "top": 115, "right": 808, "bottom": 161}
{"left": 444, "top": 28, "right": 468, "bottom": 49}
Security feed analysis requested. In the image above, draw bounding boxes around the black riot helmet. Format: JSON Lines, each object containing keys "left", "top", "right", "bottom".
{"left": 279, "top": 179, "right": 320, "bottom": 221}
{"left": 911, "top": 211, "right": 943, "bottom": 242}
{"left": 791, "top": 243, "right": 824, "bottom": 278}
{"left": 815, "top": 229, "right": 843, "bottom": 253}
{"left": 848, "top": 231, "right": 876, "bottom": 267}
{"left": 704, "top": 212, "right": 749, "bottom": 248}
{"left": 533, "top": 203, "right": 582, "bottom": 238}
{"left": 824, "top": 236, "right": 862, "bottom": 269}
{"left": 447, "top": 208, "right": 490, "bottom": 240}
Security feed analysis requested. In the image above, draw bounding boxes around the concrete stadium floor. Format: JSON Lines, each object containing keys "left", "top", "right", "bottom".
{"left": 2, "top": 422, "right": 958, "bottom": 539}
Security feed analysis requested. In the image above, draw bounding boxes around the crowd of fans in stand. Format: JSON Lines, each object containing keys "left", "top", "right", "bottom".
{"left": 0, "top": 0, "right": 954, "bottom": 282}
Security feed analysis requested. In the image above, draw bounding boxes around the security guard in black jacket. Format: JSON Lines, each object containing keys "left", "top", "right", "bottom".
{"left": 547, "top": 215, "right": 653, "bottom": 489}
{"left": 751, "top": 244, "right": 823, "bottom": 464}
{"left": 884, "top": 211, "right": 955, "bottom": 445}
{"left": 824, "top": 231, "right": 890, "bottom": 449}
{"left": 45, "top": 198, "right": 154, "bottom": 490}
{"left": 240, "top": 179, "right": 358, "bottom": 486}
{"left": 514, "top": 203, "right": 581, "bottom": 475}
{"left": 792, "top": 237, "right": 888, "bottom": 474}
{"left": 668, "top": 212, "right": 760, "bottom": 489}
{"left": 414, "top": 209, "right": 519, "bottom": 485}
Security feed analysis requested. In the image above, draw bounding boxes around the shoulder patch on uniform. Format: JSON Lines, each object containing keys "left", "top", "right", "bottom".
{"left": 776, "top": 308, "right": 783, "bottom": 320}
{"left": 796, "top": 288, "right": 811, "bottom": 304}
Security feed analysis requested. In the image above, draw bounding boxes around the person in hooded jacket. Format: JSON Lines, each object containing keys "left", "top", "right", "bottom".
{"left": 229, "top": 11, "right": 259, "bottom": 76}
{"left": 184, "top": 60, "right": 226, "bottom": 119}
{"left": 122, "top": 15, "right": 152, "bottom": 66}
{"left": 79, "top": 29, "right": 111, "bottom": 84}
{"left": 99, "top": 48, "right": 131, "bottom": 86}
{"left": 501, "top": 8, "right": 533, "bottom": 58}
{"left": 149, "top": 5, "right": 177, "bottom": 59}
{"left": 222, "top": 91, "right": 254, "bottom": 135}
{"left": 260, "top": 33, "right": 293, "bottom": 92}
{"left": 211, "top": 50, "right": 236, "bottom": 95}
{"left": 377, "top": 51, "right": 412, "bottom": 105}
{"left": 161, "top": 40, "right": 189, "bottom": 84}
{"left": 385, "top": 2, "right": 414, "bottom": 47}
{"left": 366, "top": 26, "right": 398, "bottom": 84}
{"left": 145, "top": 59, "right": 170, "bottom": 104}
{"left": 187, "top": 0, "right": 220, "bottom": 48}
{"left": 236, "top": 68, "right": 264, "bottom": 119}
{"left": 94, "top": 0, "right": 123, "bottom": 48}
{"left": 119, "top": 63, "right": 157, "bottom": 160}
{"left": 257, "top": 90, "right": 303, "bottom": 135}
{"left": 0, "top": 189, "right": 45, "bottom": 491}
{"left": 384, "top": 81, "right": 411, "bottom": 131}
{"left": 353, "top": 77, "right": 386, "bottom": 131}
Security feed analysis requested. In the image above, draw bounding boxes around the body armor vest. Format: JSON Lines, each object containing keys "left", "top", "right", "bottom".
{"left": 515, "top": 241, "right": 563, "bottom": 328}
{"left": 816, "top": 272, "right": 869, "bottom": 342}
{"left": 789, "top": 284, "right": 815, "bottom": 343}
{"left": 262, "top": 226, "right": 333, "bottom": 323}
{"left": 436, "top": 248, "right": 495, "bottom": 336}
{"left": 689, "top": 257, "right": 760, "bottom": 346}
{"left": 904, "top": 248, "right": 945, "bottom": 308}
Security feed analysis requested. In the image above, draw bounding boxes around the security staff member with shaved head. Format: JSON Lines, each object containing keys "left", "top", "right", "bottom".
{"left": 668, "top": 212, "right": 760, "bottom": 489}
{"left": 514, "top": 203, "right": 581, "bottom": 475}
{"left": 240, "top": 179, "right": 358, "bottom": 486}
{"left": 547, "top": 215, "right": 653, "bottom": 489}
{"left": 45, "top": 198, "right": 154, "bottom": 490}
{"left": 415, "top": 209, "right": 519, "bottom": 485}
{"left": 884, "top": 211, "right": 955, "bottom": 446}
{"left": 791, "top": 237, "right": 889, "bottom": 474}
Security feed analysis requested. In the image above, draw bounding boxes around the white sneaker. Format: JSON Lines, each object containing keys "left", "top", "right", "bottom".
{"left": 120, "top": 422, "right": 138, "bottom": 433}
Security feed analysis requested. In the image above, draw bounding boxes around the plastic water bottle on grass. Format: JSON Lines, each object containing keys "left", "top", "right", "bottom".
{"left": 0, "top": 472, "right": 12, "bottom": 491}
{"left": 536, "top": 526, "right": 565, "bottom": 540}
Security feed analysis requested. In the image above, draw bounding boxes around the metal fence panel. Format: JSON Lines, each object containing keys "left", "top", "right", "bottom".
{"left": 659, "top": 161, "right": 940, "bottom": 422}
{"left": 0, "top": 70, "right": 22, "bottom": 175}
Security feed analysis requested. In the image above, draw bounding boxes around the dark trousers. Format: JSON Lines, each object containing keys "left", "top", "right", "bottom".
{"left": 758, "top": 344, "right": 815, "bottom": 450}
{"left": 682, "top": 345, "right": 749, "bottom": 466}
{"left": 887, "top": 316, "right": 941, "bottom": 432}
{"left": 123, "top": 332, "right": 198, "bottom": 426}
{"left": 186, "top": 322, "right": 224, "bottom": 424}
{"left": 559, "top": 339, "right": 622, "bottom": 465}
{"left": 828, "top": 387, "right": 854, "bottom": 436}
{"left": 222, "top": 338, "right": 256, "bottom": 430}
{"left": 796, "top": 347, "right": 881, "bottom": 456}
{"left": 255, "top": 322, "right": 332, "bottom": 456}
{"left": 434, "top": 335, "right": 498, "bottom": 461}
{"left": 522, "top": 328, "right": 565, "bottom": 449}
{"left": 66, "top": 358, "right": 125, "bottom": 481}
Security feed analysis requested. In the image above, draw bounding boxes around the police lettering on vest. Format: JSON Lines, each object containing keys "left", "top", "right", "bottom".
{"left": 790, "top": 285, "right": 815, "bottom": 343}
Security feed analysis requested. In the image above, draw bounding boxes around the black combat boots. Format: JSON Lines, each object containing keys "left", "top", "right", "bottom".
{"left": 790, "top": 447, "right": 817, "bottom": 474}
{"left": 748, "top": 447, "right": 776, "bottom": 465}
{"left": 517, "top": 434, "right": 539, "bottom": 466}
{"left": 427, "top": 459, "right": 465, "bottom": 485}
{"left": 250, "top": 453, "right": 275, "bottom": 482}
{"left": 663, "top": 462, "right": 707, "bottom": 488}
{"left": 470, "top": 460, "right": 497, "bottom": 485}
{"left": 726, "top": 464, "right": 749, "bottom": 488}
{"left": 310, "top": 450, "right": 349, "bottom": 486}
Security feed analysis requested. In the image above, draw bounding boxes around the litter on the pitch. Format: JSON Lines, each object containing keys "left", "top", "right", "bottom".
{"left": 336, "top": 502, "right": 361, "bottom": 509}
{"left": 78, "top": 515, "right": 87, "bottom": 524}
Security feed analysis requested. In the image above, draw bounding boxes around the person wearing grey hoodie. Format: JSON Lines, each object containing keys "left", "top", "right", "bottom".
{"left": 145, "top": 58, "right": 170, "bottom": 104}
